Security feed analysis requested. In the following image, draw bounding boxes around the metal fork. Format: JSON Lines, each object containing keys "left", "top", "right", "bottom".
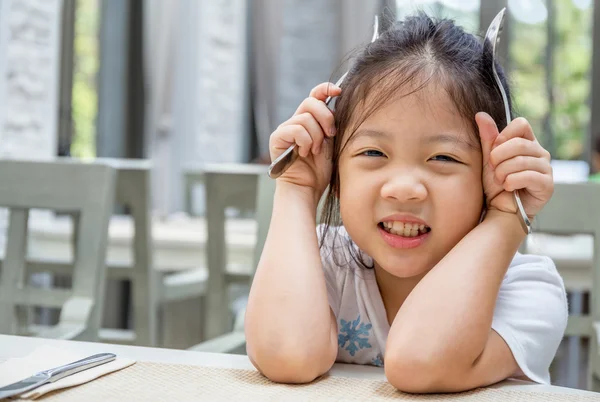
{"left": 485, "top": 8, "right": 531, "bottom": 234}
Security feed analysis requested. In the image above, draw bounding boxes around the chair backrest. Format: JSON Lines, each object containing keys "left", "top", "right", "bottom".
{"left": 525, "top": 182, "right": 600, "bottom": 312}
{"left": 0, "top": 160, "right": 116, "bottom": 340}
{"left": 523, "top": 183, "right": 600, "bottom": 296}
{"left": 533, "top": 183, "right": 600, "bottom": 236}
{"left": 531, "top": 182, "right": 600, "bottom": 296}
{"left": 525, "top": 183, "right": 600, "bottom": 380}
{"left": 60, "top": 157, "right": 158, "bottom": 346}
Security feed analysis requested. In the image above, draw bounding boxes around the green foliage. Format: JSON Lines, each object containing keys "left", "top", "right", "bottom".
{"left": 511, "top": 0, "right": 592, "bottom": 160}
{"left": 70, "top": 0, "right": 99, "bottom": 158}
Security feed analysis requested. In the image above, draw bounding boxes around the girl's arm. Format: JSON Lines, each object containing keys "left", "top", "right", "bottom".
{"left": 245, "top": 82, "right": 341, "bottom": 384}
{"left": 385, "top": 210, "right": 523, "bottom": 392}
{"left": 385, "top": 114, "right": 554, "bottom": 393}
{"left": 245, "top": 184, "right": 338, "bottom": 384}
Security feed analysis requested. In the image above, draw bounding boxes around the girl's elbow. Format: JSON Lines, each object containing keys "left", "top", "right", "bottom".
{"left": 249, "top": 347, "right": 330, "bottom": 384}
{"left": 384, "top": 350, "right": 447, "bottom": 393}
{"left": 245, "top": 329, "right": 336, "bottom": 383}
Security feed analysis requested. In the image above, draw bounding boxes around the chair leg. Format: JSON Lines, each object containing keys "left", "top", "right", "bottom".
{"left": 0, "top": 304, "right": 15, "bottom": 334}
{"left": 204, "top": 176, "right": 230, "bottom": 340}
{"left": 132, "top": 175, "right": 158, "bottom": 347}
{"left": 588, "top": 370, "right": 600, "bottom": 392}
{"left": 568, "top": 292, "right": 584, "bottom": 388}
{"left": 15, "top": 305, "right": 33, "bottom": 335}
{"left": 589, "top": 319, "right": 600, "bottom": 391}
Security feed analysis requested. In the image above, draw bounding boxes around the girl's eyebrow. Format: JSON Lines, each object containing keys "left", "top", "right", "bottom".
{"left": 352, "top": 129, "right": 391, "bottom": 142}
{"left": 351, "top": 130, "right": 479, "bottom": 151}
{"left": 424, "top": 133, "right": 480, "bottom": 151}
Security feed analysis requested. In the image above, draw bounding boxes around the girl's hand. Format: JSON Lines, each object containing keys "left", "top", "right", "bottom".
{"left": 476, "top": 112, "right": 553, "bottom": 219}
{"left": 269, "top": 83, "right": 341, "bottom": 198}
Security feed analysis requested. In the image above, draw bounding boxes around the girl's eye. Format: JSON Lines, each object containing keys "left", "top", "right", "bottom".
{"left": 430, "top": 154, "right": 459, "bottom": 163}
{"left": 361, "top": 150, "right": 385, "bottom": 157}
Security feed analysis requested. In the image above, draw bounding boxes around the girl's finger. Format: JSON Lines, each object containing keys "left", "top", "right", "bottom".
{"left": 494, "top": 117, "right": 538, "bottom": 147}
{"left": 270, "top": 124, "right": 313, "bottom": 158}
{"left": 494, "top": 156, "right": 552, "bottom": 184}
{"left": 489, "top": 137, "right": 550, "bottom": 168}
{"left": 281, "top": 112, "right": 326, "bottom": 154}
{"left": 308, "top": 82, "right": 342, "bottom": 102}
{"left": 295, "top": 97, "right": 336, "bottom": 138}
{"left": 503, "top": 170, "right": 552, "bottom": 194}
{"left": 475, "top": 112, "right": 500, "bottom": 169}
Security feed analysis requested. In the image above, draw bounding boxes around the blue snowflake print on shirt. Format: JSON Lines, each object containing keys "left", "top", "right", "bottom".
{"left": 338, "top": 315, "right": 372, "bottom": 356}
{"left": 372, "top": 353, "right": 384, "bottom": 367}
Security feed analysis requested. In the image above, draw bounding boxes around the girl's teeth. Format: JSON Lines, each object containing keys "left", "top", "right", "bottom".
{"left": 381, "top": 221, "right": 429, "bottom": 237}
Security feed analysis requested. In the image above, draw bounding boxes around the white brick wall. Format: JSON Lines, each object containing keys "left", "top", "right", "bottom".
{"left": 0, "top": 0, "right": 61, "bottom": 160}
{"left": 194, "top": 0, "right": 250, "bottom": 164}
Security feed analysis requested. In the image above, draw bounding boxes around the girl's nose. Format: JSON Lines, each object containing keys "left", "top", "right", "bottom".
{"left": 380, "top": 173, "right": 428, "bottom": 202}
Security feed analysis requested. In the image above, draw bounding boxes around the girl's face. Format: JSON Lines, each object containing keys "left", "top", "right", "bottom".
{"left": 338, "top": 84, "right": 484, "bottom": 278}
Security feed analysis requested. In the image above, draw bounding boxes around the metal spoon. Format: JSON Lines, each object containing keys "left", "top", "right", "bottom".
{"left": 485, "top": 8, "right": 531, "bottom": 234}
{"left": 268, "top": 16, "right": 380, "bottom": 179}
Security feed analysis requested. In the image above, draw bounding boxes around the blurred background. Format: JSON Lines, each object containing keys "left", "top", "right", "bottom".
{"left": 1, "top": 0, "right": 600, "bottom": 393}
{"left": 1, "top": 0, "right": 598, "bottom": 213}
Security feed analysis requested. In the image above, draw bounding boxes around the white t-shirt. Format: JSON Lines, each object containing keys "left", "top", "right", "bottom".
{"left": 319, "top": 225, "right": 568, "bottom": 384}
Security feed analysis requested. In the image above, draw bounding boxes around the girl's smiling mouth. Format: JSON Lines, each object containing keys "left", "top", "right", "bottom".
{"left": 377, "top": 215, "right": 431, "bottom": 249}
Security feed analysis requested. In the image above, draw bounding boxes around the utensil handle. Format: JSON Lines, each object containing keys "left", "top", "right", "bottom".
{"left": 42, "top": 353, "right": 116, "bottom": 382}
{"left": 268, "top": 144, "right": 298, "bottom": 178}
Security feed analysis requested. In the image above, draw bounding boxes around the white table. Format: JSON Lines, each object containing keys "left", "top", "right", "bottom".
{"left": 0, "top": 335, "right": 596, "bottom": 397}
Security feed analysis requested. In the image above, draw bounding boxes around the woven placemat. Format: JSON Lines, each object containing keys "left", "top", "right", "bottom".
{"left": 23, "top": 362, "right": 600, "bottom": 401}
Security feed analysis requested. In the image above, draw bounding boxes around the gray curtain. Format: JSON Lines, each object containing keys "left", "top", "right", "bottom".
{"left": 143, "top": 0, "right": 252, "bottom": 214}
{"left": 250, "top": 0, "right": 393, "bottom": 162}
{"left": 142, "top": 0, "right": 177, "bottom": 215}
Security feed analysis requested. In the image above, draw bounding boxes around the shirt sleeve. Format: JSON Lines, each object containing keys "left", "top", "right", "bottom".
{"left": 491, "top": 253, "right": 568, "bottom": 384}
{"left": 317, "top": 224, "right": 349, "bottom": 318}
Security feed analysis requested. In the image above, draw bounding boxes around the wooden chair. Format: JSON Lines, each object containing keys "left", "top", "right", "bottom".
{"left": 21, "top": 160, "right": 264, "bottom": 347}
{"left": 23, "top": 158, "right": 204, "bottom": 347}
{"left": 188, "top": 171, "right": 274, "bottom": 353}
{"left": 16, "top": 159, "right": 159, "bottom": 346}
{"left": 182, "top": 163, "right": 267, "bottom": 342}
{"left": 522, "top": 182, "right": 600, "bottom": 390}
{"left": 0, "top": 160, "right": 116, "bottom": 341}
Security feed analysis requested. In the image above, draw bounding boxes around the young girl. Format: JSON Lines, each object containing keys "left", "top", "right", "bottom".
{"left": 245, "top": 13, "right": 566, "bottom": 393}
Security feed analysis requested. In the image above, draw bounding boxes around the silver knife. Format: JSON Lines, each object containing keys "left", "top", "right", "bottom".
{"left": 0, "top": 353, "right": 116, "bottom": 400}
